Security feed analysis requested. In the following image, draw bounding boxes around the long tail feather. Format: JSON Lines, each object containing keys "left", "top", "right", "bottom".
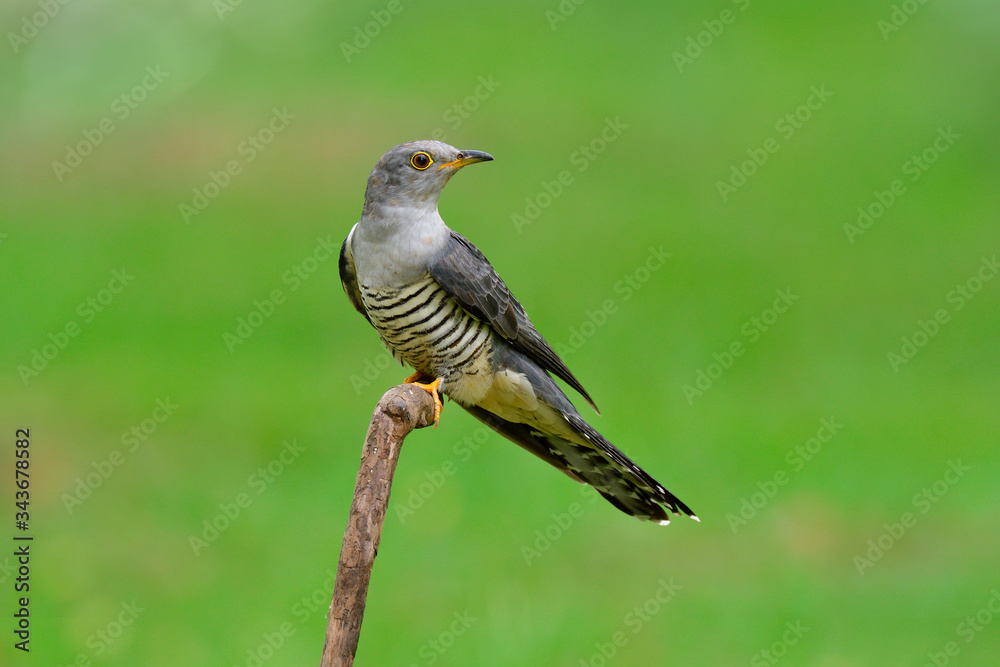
{"left": 461, "top": 405, "right": 696, "bottom": 524}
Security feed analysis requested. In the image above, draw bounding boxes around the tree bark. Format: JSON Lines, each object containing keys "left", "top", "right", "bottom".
{"left": 320, "top": 384, "right": 437, "bottom": 667}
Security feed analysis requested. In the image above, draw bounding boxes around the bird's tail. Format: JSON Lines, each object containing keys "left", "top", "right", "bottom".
{"left": 461, "top": 405, "right": 697, "bottom": 525}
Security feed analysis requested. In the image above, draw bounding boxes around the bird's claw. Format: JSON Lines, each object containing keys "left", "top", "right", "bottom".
{"left": 404, "top": 373, "right": 443, "bottom": 428}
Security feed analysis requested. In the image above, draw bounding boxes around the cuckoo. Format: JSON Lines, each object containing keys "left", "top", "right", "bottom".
{"left": 339, "top": 140, "right": 697, "bottom": 525}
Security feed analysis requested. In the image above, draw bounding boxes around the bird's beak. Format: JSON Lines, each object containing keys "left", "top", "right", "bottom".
{"left": 437, "top": 150, "right": 494, "bottom": 171}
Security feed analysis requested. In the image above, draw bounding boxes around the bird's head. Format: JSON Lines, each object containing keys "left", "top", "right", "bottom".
{"left": 362, "top": 140, "right": 493, "bottom": 213}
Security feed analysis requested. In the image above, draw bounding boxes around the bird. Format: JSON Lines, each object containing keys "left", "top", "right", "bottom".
{"left": 339, "top": 140, "right": 697, "bottom": 525}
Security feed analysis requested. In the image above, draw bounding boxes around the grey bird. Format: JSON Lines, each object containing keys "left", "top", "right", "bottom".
{"left": 339, "top": 140, "right": 697, "bottom": 525}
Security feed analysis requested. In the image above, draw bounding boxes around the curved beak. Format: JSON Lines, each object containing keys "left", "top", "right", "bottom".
{"left": 437, "top": 149, "right": 494, "bottom": 171}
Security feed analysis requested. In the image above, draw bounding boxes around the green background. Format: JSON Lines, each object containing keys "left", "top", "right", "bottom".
{"left": 2, "top": 0, "right": 999, "bottom": 664}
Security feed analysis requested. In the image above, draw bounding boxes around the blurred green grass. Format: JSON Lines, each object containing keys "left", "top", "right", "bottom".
{"left": 2, "top": 0, "right": 999, "bottom": 664}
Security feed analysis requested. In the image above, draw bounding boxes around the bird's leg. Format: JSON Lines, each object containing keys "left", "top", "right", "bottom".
{"left": 403, "top": 372, "right": 443, "bottom": 428}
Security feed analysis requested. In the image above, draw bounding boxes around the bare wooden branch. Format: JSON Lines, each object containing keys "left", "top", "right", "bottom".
{"left": 320, "top": 383, "right": 437, "bottom": 667}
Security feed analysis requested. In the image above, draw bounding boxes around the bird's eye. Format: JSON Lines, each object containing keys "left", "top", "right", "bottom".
{"left": 410, "top": 151, "right": 433, "bottom": 170}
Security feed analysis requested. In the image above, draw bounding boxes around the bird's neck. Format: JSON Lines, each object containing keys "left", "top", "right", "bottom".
{"left": 354, "top": 202, "right": 450, "bottom": 286}
{"left": 360, "top": 200, "right": 446, "bottom": 240}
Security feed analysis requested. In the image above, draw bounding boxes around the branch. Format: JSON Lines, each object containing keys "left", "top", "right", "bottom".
{"left": 320, "top": 383, "right": 437, "bottom": 667}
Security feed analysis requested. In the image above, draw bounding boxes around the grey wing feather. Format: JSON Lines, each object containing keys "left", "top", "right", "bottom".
{"left": 429, "top": 231, "right": 598, "bottom": 412}
{"left": 339, "top": 232, "right": 370, "bottom": 324}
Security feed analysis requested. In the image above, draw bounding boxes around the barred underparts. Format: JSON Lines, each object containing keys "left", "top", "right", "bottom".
{"left": 361, "top": 276, "right": 491, "bottom": 380}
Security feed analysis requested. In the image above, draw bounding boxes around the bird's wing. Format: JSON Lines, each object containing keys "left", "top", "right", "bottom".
{"left": 428, "top": 231, "right": 598, "bottom": 412}
{"left": 339, "top": 223, "right": 370, "bottom": 324}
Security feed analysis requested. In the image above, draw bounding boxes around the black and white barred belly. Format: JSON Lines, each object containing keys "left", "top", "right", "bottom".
{"left": 360, "top": 275, "right": 492, "bottom": 379}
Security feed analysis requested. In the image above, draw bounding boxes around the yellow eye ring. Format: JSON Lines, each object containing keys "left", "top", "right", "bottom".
{"left": 410, "top": 151, "right": 433, "bottom": 170}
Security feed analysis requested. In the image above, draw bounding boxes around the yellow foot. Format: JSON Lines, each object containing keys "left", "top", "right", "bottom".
{"left": 404, "top": 371, "right": 432, "bottom": 384}
{"left": 404, "top": 373, "right": 443, "bottom": 428}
